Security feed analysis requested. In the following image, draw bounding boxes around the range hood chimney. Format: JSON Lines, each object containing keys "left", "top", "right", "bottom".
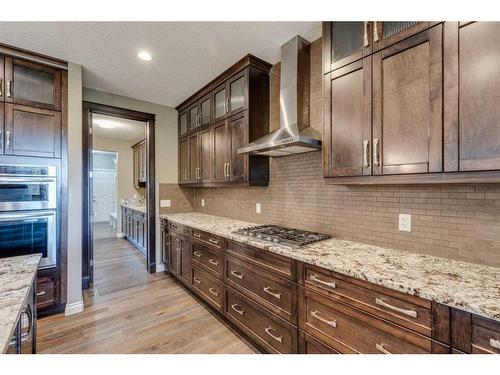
{"left": 238, "top": 36, "right": 321, "bottom": 157}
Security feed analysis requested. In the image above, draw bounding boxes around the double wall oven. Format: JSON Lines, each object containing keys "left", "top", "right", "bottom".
{"left": 0, "top": 165, "right": 58, "bottom": 269}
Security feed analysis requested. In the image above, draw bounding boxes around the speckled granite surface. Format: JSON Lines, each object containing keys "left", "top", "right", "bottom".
{"left": 121, "top": 203, "right": 146, "bottom": 214}
{"left": 160, "top": 212, "right": 500, "bottom": 321}
{"left": 0, "top": 254, "right": 40, "bottom": 354}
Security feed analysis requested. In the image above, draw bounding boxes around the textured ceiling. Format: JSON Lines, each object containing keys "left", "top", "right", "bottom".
{"left": 0, "top": 22, "right": 322, "bottom": 107}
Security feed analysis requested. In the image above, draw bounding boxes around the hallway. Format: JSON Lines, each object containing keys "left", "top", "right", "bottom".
{"left": 37, "top": 233, "right": 257, "bottom": 353}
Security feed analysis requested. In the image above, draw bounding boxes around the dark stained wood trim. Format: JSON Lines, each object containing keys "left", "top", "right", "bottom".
{"left": 175, "top": 54, "right": 272, "bottom": 112}
{"left": 146, "top": 116, "right": 156, "bottom": 273}
{"left": 322, "top": 22, "right": 332, "bottom": 76}
{"left": 59, "top": 70, "right": 68, "bottom": 307}
{"left": 0, "top": 41, "right": 68, "bottom": 69}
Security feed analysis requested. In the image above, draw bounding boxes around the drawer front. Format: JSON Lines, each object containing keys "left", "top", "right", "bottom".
{"left": 225, "top": 286, "right": 297, "bottom": 353}
{"left": 225, "top": 255, "right": 296, "bottom": 323}
{"left": 227, "top": 240, "right": 295, "bottom": 280}
{"left": 303, "top": 264, "right": 432, "bottom": 337}
{"left": 299, "top": 331, "right": 339, "bottom": 354}
{"left": 300, "top": 288, "right": 430, "bottom": 354}
{"left": 169, "top": 221, "right": 191, "bottom": 236}
{"left": 192, "top": 229, "right": 224, "bottom": 251}
{"left": 472, "top": 315, "right": 500, "bottom": 354}
{"left": 192, "top": 266, "right": 224, "bottom": 312}
{"left": 192, "top": 243, "right": 223, "bottom": 278}
{"left": 36, "top": 277, "right": 56, "bottom": 309}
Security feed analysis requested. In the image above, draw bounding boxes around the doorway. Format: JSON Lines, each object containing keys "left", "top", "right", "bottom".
{"left": 82, "top": 102, "right": 156, "bottom": 290}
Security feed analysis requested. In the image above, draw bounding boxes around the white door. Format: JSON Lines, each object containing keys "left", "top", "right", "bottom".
{"left": 93, "top": 169, "right": 116, "bottom": 222}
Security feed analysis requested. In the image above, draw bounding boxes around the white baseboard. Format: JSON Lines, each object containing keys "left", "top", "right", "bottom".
{"left": 156, "top": 263, "right": 165, "bottom": 272}
{"left": 65, "top": 300, "right": 84, "bottom": 316}
{"left": 116, "top": 232, "right": 125, "bottom": 238}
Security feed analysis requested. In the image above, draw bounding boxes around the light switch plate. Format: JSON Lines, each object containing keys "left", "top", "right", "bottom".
{"left": 399, "top": 213, "right": 411, "bottom": 232}
{"left": 256, "top": 203, "right": 261, "bottom": 214}
{"left": 160, "top": 199, "right": 171, "bottom": 208}
{"left": 201, "top": 199, "right": 205, "bottom": 207}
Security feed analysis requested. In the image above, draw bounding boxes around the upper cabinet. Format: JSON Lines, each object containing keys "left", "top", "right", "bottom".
{"left": 324, "top": 21, "right": 500, "bottom": 184}
{"left": 132, "top": 139, "right": 146, "bottom": 188}
{"left": 176, "top": 55, "right": 271, "bottom": 187}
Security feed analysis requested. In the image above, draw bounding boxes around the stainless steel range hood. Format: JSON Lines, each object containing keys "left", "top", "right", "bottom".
{"left": 238, "top": 36, "right": 321, "bottom": 157}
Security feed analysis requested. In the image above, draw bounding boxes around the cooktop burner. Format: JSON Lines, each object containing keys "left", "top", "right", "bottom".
{"left": 234, "top": 225, "right": 331, "bottom": 248}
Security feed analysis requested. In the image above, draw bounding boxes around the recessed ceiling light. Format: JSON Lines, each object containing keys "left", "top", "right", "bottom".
{"left": 95, "top": 119, "right": 118, "bottom": 129}
{"left": 138, "top": 51, "right": 152, "bottom": 61}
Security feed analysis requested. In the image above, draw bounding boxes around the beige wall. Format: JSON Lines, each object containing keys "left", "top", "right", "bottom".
{"left": 83, "top": 88, "right": 178, "bottom": 271}
{"left": 93, "top": 136, "right": 145, "bottom": 232}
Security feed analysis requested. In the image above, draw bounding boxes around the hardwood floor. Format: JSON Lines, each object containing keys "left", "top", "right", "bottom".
{"left": 37, "top": 232, "right": 258, "bottom": 354}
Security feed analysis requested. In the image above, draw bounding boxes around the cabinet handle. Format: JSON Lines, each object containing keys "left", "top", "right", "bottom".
{"left": 208, "top": 288, "right": 220, "bottom": 297}
{"left": 193, "top": 233, "right": 201, "bottom": 238}
{"left": 363, "top": 140, "right": 370, "bottom": 167}
{"left": 264, "top": 327, "right": 283, "bottom": 343}
{"left": 223, "top": 162, "right": 228, "bottom": 179}
{"left": 311, "top": 310, "right": 337, "bottom": 328}
{"left": 197, "top": 114, "right": 200, "bottom": 127}
{"left": 184, "top": 169, "right": 188, "bottom": 181}
{"left": 208, "top": 238, "right": 219, "bottom": 245}
{"left": 0, "top": 78, "right": 2, "bottom": 96}
{"left": 490, "top": 338, "right": 500, "bottom": 350}
{"left": 6, "top": 131, "right": 11, "bottom": 150}
{"left": 225, "top": 97, "right": 230, "bottom": 114}
{"left": 227, "top": 162, "right": 231, "bottom": 178}
{"left": 36, "top": 291, "right": 46, "bottom": 296}
{"left": 230, "top": 270, "right": 244, "bottom": 279}
{"left": 6, "top": 80, "right": 12, "bottom": 97}
{"left": 375, "top": 298, "right": 417, "bottom": 318}
{"left": 193, "top": 276, "right": 202, "bottom": 284}
{"left": 208, "top": 258, "right": 220, "bottom": 266}
{"left": 263, "top": 286, "right": 281, "bottom": 300}
{"left": 373, "top": 22, "right": 380, "bottom": 42}
{"left": 373, "top": 138, "right": 380, "bottom": 167}
{"left": 376, "top": 343, "right": 392, "bottom": 354}
{"left": 231, "top": 303, "right": 245, "bottom": 315}
{"left": 310, "top": 274, "right": 336, "bottom": 289}
{"left": 363, "top": 22, "right": 370, "bottom": 47}
{"left": 20, "top": 306, "right": 32, "bottom": 344}
{"left": 193, "top": 251, "right": 202, "bottom": 258}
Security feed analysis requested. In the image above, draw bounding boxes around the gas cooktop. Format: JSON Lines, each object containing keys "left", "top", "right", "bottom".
{"left": 234, "top": 225, "right": 331, "bottom": 249}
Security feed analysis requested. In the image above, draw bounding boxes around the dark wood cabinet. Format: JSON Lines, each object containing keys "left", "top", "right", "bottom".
{"left": 4, "top": 103, "right": 61, "bottom": 158}
{"left": 7, "top": 279, "right": 37, "bottom": 354}
{"left": 178, "top": 110, "right": 188, "bottom": 138}
{"left": 373, "top": 22, "right": 436, "bottom": 52}
{"left": 169, "top": 232, "right": 181, "bottom": 276}
{"left": 121, "top": 206, "right": 146, "bottom": 256}
{"left": 160, "top": 219, "right": 169, "bottom": 268}
{"left": 188, "top": 103, "right": 199, "bottom": 132}
{"left": 132, "top": 139, "right": 146, "bottom": 188}
{"left": 178, "top": 137, "right": 189, "bottom": 183}
{"left": 176, "top": 55, "right": 270, "bottom": 187}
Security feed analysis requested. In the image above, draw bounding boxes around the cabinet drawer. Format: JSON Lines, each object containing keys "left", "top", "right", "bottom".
{"left": 169, "top": 221, "right": 191, "bottom": 236}
{"left": 225, "top": 286, "right": 297, "bottom": 353}
{"left": 36, "top": 277, "right": 56, "bottom": 309}
{"left": 192, "top": 229, "right": 225, "bottom": 251}
{"left": 471, "top": 315, "right": 500, "bottom": 354}
{"left": 227, "top": 240, "right": 295, "bottom": 281}
{"left": 192, "top": 266, "right": 224, "bottom": 312}
{"left": 303, "top": 264, "right": 432, "bottom": 337}
{"left": 299, "top": 288, "right": 432, "bottom": 354}
{"left": 225, "top": 254, "right": 297, "bottom": 323}
{"left": 299, "top": 331, "right": 339, "bottom": 354}
{"left": 192, "top": 243, "right": 223, "bottom": 278}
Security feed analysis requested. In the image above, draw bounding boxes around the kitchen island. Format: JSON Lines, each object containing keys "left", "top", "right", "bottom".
{"left": 0, "top": 254, "right": 40, "bottom": 354}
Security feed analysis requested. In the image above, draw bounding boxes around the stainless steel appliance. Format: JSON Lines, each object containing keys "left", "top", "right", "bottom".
{"left": 234, "top": 225, "right": 331, "bottom": 249}
{"left": 0, "top": 164, "right": 58, "bottom": 269}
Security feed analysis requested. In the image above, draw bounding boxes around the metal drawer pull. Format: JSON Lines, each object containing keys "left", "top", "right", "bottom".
{"left": 310, "top": 274, "right": 336, "bottom": 289}
{"left": 363, "top": 21, "right": 370, "bottom": 47}
{"left": 208, "top": 238, "right": 219, "bottom": 245}
{"left": 373, "top": 138, "right": 380, "bottom": 167}
{"left": 36, "top": 291, "right": 46, "bottom": 296}
{"left": 6, "top": 80, "right": 12, "bottom": 97}
{"left": 490, "top": 338, "right": 500, "bottom": 349}
{"left": 193, "top": 276, "right": 202, "bottom": 284}
{"left": 231, "top": 303, "right": 245, "bottom": 315}
{"left": 208, "top": 288, "right": 220, "bottom": 297}
{"left": 193, "top": 233, "right": 201, "bottom": 238}
{"left": 376, "top": 343, "right": 392, "bottom": 354}
{"left": 375, "top": 298, "right": 417, "bottom": 318}
{"left": 230, "top": 270, "right": 244, "bottom": 279}
{"left": 193, "top": 251, "right": 202, "bottom": 258}
{"left": 208, "top": 258, "right": 220, "bottom": 266}
{"left": 363, "top": 140, "right": 370, "bottom": 167}
{"left": 311, "top": 310, "right": 337, "bottom": 328}
{"left": 264, "top": 327, "right": 283, "bottom": 343}
{"left": 263, "top": 286, "right": 281, "bottom": 299}
{"left": 0, "top": 78, "right": 2, "bottom": 96}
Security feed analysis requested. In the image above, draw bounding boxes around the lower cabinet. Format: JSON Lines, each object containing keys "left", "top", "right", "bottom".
{"left": 192, "top": 265, "right": 224, "bottom": 312}
{"left": 121, "top": 206, "right": 146, "bottom": 255}
{"left": 298, "top": 331, "right": 339, "bottom": 354}
{"left": 7, "top": 277, "right": 36, "bottom": 354}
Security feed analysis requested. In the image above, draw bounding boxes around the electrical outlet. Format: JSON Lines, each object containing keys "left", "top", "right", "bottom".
{"left": 201, "top": 199, "right": 205, "bottom": 207}
{"left": 160, "top": 199, "right": 171, "bottom": 208}
{"left": 399, "top": 213, "right": 411, "bottom": 232}
{"left": 256, "top": 203, "right": 261, "bottom": 214}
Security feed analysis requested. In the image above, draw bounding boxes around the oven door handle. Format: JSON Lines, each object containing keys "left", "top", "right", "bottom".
{"left": 0, "top": 210, "right": 55, "bottom": 221}
{"left": 0, "top": 177, "right": 56, "bottom": 183}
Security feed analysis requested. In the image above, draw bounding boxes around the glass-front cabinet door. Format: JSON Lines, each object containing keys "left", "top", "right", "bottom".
{"left": 373, "top": 22, "right": 431, "bottom": 51}
{"left": 213, "top": 83, "right": 227, "bottom": 122}
{"left": 228, "top": 72, "right": 247, "bottom": 116}
{"left": 200, "top": 95, "right": 211, "bottom": 127}
{"left": 4, "top": 57, "right": 62, "bottom": 110}
{"left": 178, "top": 110, "right": 188, "bottom": 137}
{"left": 189, "top": 103, "right": 199, "bottom": 131}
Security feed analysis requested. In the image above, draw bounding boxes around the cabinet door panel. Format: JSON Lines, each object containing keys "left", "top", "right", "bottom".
{"left": 328, "top": 58, "right": 371, "bottom": 177}
{"left": 189, "top": 104, "right": 199, "bottom": 131}
{"left": 200, "top": 96, "right": 211, "bottom": 127}
{"left": 199, "top": 128, "right": 213, "bottom": 183}
{"left": 180, "top": 236, "right": 191, "bottom": 285}
{"left": 4, "top": 103, "right": 61, "bottom": 158}
{"left": 0, "top": 56, "right": 4, "bottom": 103}
{"left": 213, "top": 120, "right": 229, "bottom": 182}
{"left": 229, "top": 113, "right": 248, "bottom": 183}
{"left": 457, "top": 22, "right": 500, "bottom": 171}
{"left": 213, "top": 84, "right": 227, "bottom": 122}
{"left": 178, "top": 111, "right": 188, "bottom": 138}
{"left": 0, "top": 104, "right": 3, "bottom": 154}
{"left": 228, "top": 72, "right": 247, "bottom": 115}
{"left": 178, "top": 138, "right": 189, "bottom": 183}
{"left": 188, "top": 133, "right": 199, "bottom": 182}
{"left": 133, "top": 146, "right": 139, "bottom": 187}
{"left": 5, "top": 58, "right": 61, "bottom": 110}
{"left": 374, "top": 22, "right": 435, "bottom": 52}
{"left": 373, "top": 25, "right": 443, "bottom": 175}
{"left": 169, "top": 234, "right": 181, "bottom": 275}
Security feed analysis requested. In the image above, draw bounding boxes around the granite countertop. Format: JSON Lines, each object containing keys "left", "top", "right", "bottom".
{"left": 121, "top": 203, "right": 146, "bottom": 214}
{"left": 160, "top": 212, "right": 500, "bottom": 321}
{"left": 0, "top": 254, "right": 41, "bottom": 354}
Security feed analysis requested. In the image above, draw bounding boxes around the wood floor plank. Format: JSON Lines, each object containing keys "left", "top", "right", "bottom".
{"left": 38, "top": 223, "right": 258, "bottom": 354}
